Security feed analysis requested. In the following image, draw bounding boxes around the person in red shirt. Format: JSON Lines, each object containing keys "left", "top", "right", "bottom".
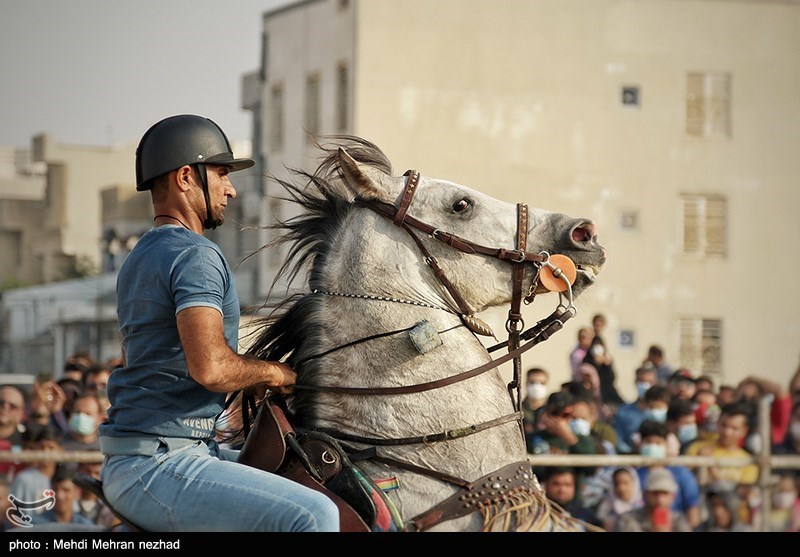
{"left": 736, "top": 375, "right": 792, "bottom": 451}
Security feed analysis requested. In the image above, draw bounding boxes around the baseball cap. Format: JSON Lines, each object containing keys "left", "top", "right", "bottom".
{"left": 669, "top": 369, "right": 695, "bottom": 384}
{"left": 645, "top": 468, "right": 678, "bottom": 493}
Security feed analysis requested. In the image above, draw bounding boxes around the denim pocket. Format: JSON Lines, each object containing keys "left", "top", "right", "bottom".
{"left": 153, "top": 439, "right": 205, "bottom": 465}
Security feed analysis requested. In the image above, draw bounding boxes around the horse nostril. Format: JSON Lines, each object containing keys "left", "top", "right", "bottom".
{"left": 571, "top": 223, "right": 596, "bottom": 244}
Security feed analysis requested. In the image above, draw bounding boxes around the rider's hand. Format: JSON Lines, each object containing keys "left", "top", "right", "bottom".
{"left": 265, "top": 361, "right": 297, "bottom": 395}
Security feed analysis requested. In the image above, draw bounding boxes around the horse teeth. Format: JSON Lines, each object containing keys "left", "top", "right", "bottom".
{"left": 576, "top": 265, "right": 597, "bottom": 281}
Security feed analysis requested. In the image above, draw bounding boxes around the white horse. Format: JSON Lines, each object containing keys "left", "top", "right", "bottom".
{"left": 238, "top": 136, "right": 606, "bottom": 532}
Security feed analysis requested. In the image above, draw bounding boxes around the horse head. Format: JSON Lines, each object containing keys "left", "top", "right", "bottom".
{"left": 334, "top": 146, "right": 606, "bottom": 316}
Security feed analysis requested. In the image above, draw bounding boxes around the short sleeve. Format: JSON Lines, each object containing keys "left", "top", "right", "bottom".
{"left": 171, "top": 245, "right": 229, "bottom": 315}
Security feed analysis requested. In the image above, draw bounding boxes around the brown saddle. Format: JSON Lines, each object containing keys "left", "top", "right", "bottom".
{"left": 237, "top": 398, "right": 398, "bottom": 532}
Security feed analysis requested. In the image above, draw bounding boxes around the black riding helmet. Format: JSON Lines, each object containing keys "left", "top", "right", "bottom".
{"left": 135, "top": 114, "right": 254, "bottom": 229}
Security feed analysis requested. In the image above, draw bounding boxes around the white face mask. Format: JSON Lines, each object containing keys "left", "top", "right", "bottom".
{"left": 745, "top": 434, "right": 761, "bottom": 454}
{"left": 644, "top": 408, "right": 667, "bottom": 423}
{"left": 678, "top": 423, "right": 698, "bottom": 444}
{"left": 772, "top": 491, "right": 796, "bottom": 510}
{"left": 68, "top": 412, "right": 97, "bottom": 436}
{"left": 640, "top": 443, "right": 666, "bottom": 459}
{"left": 569, "top": 418, "right": 591, "bottom": 437}
{"left": 527, "top": 383, "right": 547, "bottom": 401}
{"left": 636, "top": 381, "right": 651, "bottom": 399}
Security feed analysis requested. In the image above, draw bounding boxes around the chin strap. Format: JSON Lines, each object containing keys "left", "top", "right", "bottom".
{"left": 194, "top": 163, "right": 218, "bottom": 230}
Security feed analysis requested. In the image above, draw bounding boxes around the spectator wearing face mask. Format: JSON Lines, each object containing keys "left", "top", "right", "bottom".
{"left": 59, "top": 392, "right": 102, "bottom": 473}
{"left": 611, "top": 366, "right": 658, "bottom": 454}
{"left": 692, "top": 388, "right": 721, "bottom": 443}
{"left": 767, "top": 473, "right": 799, "bottom": 531}
{"left": 666, "top": 398, "right": 698, "bottom": 455}
{"left": 522, "top": 367, "right": 550, "bottom": 454}
{"left": 529, "top": 390, "right": 597, "bottom": 476}
{"left": 615, "top": 383, "right": 671, "bottom": 454}
{"left": 568, "top": 394, "right": 618, "bottom": 510}
{"left": 635, "top": 419, "right": 702, "bottom": 528}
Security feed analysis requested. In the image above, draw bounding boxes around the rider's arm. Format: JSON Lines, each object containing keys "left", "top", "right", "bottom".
{"left": 177, "top": 306, "right": 295, "bottom": 394}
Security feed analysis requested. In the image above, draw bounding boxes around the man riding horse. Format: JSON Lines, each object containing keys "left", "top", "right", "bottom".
{"left": 97, "top": 114, "right": 340, "bottom": 532}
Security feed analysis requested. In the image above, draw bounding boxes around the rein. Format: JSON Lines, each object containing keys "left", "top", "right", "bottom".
{"left": 292, "top": 304, "right": 574, "bottom": 396}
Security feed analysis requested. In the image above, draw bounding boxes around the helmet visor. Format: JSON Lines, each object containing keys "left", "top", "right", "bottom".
{"left": 203, "top": 152, "right": 255, "bottom": 172}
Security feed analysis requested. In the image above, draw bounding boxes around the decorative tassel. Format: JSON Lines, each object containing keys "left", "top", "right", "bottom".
{"left": 461, "top": 314, "right": 496, "bottom": 338}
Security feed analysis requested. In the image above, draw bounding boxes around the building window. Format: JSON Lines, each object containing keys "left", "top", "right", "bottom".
{"left": 336, "top": 63, "right": 349, "bottom": 133}
{"left": 619, "top": 330, "right": 635, "bottom": 348}
{"left": 621, "top": 86, "right": 640, "bottom": 107}
{"left": 686, "top": 72, "right": 732, "bottom": 138}
{"left": 680, "top": 194, "right": 726, "bottom": 257}
{"left": 270, "top": 84, "right": 284, "bottom": 152}
{"left": 305, "top": 73, "right": 321, "bottom": 143}
{"left": 620, "top": 209, "right": 639, "bottom": 231}
{"left": 678, "top": 317, "right": 722, "bottom": 376}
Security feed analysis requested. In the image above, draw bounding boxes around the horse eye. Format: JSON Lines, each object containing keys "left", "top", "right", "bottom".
{"left": 451, "top": 198, "right": 473, "bottom": 213}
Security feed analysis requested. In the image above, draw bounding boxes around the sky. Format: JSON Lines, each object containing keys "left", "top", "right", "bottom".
{"left": 0, "top": 0, "right": 295, "bottom": 149}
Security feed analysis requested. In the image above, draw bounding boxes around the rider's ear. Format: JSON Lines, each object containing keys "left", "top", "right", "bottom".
{"left": 338, "top": 147, "right": 391, "bottom": 203}
{"left": 174, "top": 165, "right": 195, "bottom": 192}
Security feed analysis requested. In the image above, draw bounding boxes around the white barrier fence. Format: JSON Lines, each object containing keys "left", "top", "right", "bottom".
{"left": 2, "top": 449, "right": 798, "bottom": 532}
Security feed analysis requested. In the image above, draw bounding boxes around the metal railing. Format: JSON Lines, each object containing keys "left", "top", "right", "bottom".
{"left": 1, "top": 400, "right": 796, "bottom": 531}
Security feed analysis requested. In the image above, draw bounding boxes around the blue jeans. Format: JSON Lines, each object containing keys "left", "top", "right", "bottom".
{"left": 100, "top": 438, "right": 340, "bottom": 532}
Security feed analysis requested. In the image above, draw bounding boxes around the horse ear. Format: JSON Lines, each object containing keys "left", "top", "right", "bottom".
{"left": 338, "top": 147, "right": 391, "bottom": 202}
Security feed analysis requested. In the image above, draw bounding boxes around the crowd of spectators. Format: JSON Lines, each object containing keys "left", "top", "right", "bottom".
{"left": 3, "top": 330, "right": 800, "bottom": 533}
{"left": 0, "top": 351, "right": 119, "bottom": 530}
{"left": 522, "top": 314, "right": 800, "bottom": 532}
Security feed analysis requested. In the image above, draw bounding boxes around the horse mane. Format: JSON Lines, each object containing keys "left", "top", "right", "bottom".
{"left": 219, "top": 136, "right": 393, "bottom": 442}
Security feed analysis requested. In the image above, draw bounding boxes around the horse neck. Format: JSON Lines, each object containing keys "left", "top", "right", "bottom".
{"left": 323, "top": 213, "right": 455, "bottom": 309}
{"left": 305, "top": 293, "right": 527, "bottom": 447}
{"left": 306, "top": 212, "right": 524, "bottom": 437}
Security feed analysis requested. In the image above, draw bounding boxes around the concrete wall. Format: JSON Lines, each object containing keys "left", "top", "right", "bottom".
{"left": 256, "top": 0, "right": 800, "bottom": 396}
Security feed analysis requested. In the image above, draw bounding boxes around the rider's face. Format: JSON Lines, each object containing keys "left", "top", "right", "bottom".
{"left": 204, "top": 165, "right": 237, "bottom": 226}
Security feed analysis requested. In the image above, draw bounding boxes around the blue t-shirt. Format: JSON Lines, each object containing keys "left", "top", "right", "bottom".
{"left": 613, "top": 402, "right": 646, "bottom": 454}
{"left": 100, "top": 225, "right": 240, "bottom": 440}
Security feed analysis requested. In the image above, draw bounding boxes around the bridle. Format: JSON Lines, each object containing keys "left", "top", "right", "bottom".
{"left": 282, "top": 169, "right": 580, "bottom": 530}
{"left": 297, "top": 169, "right": 577, "bottom": 397}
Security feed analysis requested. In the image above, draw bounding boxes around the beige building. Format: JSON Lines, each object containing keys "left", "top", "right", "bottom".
{"left": 0, "top": 146, "right": 46, "bottom": 289}
{"left": 0, "top": 132, "right": 254, "bottom": 375}
{"left": 241, "top": 0, "right": 800, "bottom": 396}
{"left": 0, "top": 136, "right": 143, "bottom": 373}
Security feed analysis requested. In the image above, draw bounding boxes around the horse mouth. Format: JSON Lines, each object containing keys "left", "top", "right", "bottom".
{"left": 576, "top": 264, "right": 601, "bottom": 283}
